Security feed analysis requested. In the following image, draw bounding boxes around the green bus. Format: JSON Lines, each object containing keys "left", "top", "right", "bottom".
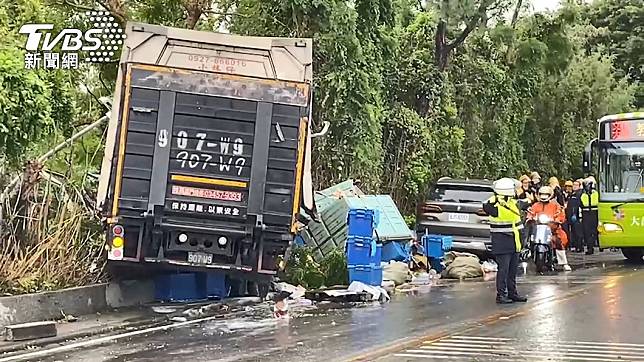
{"left": 583, "top": 112, "right": 644, "bottom": 263}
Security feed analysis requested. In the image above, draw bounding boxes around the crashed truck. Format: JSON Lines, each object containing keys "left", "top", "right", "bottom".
{"left": 96, "top": 22, "right": 320, "bottom": 296}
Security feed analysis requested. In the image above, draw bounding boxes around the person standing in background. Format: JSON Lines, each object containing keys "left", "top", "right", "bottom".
{"left": 517, "top": 175, "right": 535, "bottom": 204}
{"left": 566, "top": 179, "right": 585, "bottom": 253}
{"left": 530, "top": 172, "right": 542, "bottom": 196}
{"left": 564, "top": 181, "right": 574, "bottom": 201}
{"left": 516, "top": 174, "right": 535, "bottom": 246}
{"left": 581, "top": 176, "right": 599, "bottom": 255}
{"left": 549, "top": 177, "right": 566, "bottom": 206}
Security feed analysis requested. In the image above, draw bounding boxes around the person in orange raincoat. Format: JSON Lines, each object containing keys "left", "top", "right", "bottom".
{"left": 526, "top": 186, "right": 571, "bottom": 271}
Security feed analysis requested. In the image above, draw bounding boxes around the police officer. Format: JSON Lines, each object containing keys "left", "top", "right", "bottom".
{"left": 581, "top": 176, "right": 599, "bottom": 255}
{"left": 483, "top": 178, "right": 528, "bottom": 304}
{"left": 566, "top": 179, "right": 585, "bottom": 252}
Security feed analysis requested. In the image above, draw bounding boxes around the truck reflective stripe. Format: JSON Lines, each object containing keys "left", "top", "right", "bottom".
{"left": 170, "top": 174, "right": 247, "bottom": 188}
{"left": 291, "top": 117, "right": 307, "bottom": 233}
{"left": 111, "top": 65, "right": 133, "bottom": 218}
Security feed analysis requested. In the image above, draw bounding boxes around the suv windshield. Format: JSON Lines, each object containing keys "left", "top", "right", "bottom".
{"left": 428, "top": 184, "right": 494, "bottom": 203}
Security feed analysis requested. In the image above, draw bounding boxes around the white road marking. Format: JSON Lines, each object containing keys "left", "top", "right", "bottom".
{"left": 0, "top": 315, "right": 226, "bottom": 362}
{"left": 432, "top": 341, "right": 644, "bottom": 353}
{"left": 451, "top": 335, "right": 644, "bottom": 348}
{"left": 419, "top": 345, "right": 644, "bottom": 359}
{"left": 394, "top": 335, "right": 644, "bottom": 361}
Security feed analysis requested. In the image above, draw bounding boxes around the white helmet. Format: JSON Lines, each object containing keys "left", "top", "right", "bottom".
{"left": 493, "top": 178, "right": 516, "bottom": 197}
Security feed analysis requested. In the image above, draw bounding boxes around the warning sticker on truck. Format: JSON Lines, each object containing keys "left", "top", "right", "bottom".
{"left": 171, "top": 185, "right": 242, "bottom": 202}
{"left": 170, "top": 201, "right": 243, "bottom": 217}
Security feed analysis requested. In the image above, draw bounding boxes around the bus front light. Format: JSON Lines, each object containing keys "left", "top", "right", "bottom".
{"left": 602, "top": 223, "right": 623, "bottom": 233}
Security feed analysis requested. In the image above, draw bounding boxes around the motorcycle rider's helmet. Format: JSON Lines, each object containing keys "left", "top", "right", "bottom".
{"left": 585, "top": 176, "right": 597, "bottom": 187}
{"left": 538, "top": 186, "right": 553, "bottom": 202}
{"left": 493, "top": 178, "right": 516, "bottom": 197}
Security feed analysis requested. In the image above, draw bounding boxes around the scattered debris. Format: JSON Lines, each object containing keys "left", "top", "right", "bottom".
{"left": 275, "top": 282, "right": 306, "bottom": 300}
{"left": 273, "top": 299, "right": 289, "bottom": 319}
{"left": 170, "top": 316, "right": 188, "bottom": 323}
{"left": 411, "top": 272, "right": 431, "bottom": 285}
{"left": 482, "top": 260, "right": 499, "bottom": 273}
{"left": 183, "top": 302, "right": 230, "bottom": 318}
{"left": 347, "top": 281, "right": 390, "bottom": 302}
{"left": 305, "top": 288, "right": 372, "bottom": 303}
{"left": 442, "top": 252, "right": 483, "bottom": 279}
{"left": 151, "top": 306, "right": 178, "bottom": 314}
{"left": 381, "top": 280, "right": 396, "bottom": 293}
{"left": 65, "top": 314, "right": 78, "bottom": 323}
{"left": 383, "top": 261, "right": 412, "bottom": 286}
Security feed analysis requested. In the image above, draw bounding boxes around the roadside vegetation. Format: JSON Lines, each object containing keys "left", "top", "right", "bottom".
{"left": 0, "top": 0, "right": 641, "bottom": 294}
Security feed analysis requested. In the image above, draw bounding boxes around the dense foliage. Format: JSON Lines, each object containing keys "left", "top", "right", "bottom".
{"left": 0, "top": 0, "right": 641, "bottom": 293}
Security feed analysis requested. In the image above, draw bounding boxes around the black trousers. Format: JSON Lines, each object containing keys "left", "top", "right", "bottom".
{"left": 495, "top": 252, "right": 519, "bottom": 297}
{"left": 582, "top": 211, "right": 598, "bottom": 252}
{"left": 570, "top": 221, "right": 584, "bottom": 250}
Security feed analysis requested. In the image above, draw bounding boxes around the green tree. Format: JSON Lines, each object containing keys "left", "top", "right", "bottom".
{"left": 585, "top": 0, "right": 644, "bottom": 107}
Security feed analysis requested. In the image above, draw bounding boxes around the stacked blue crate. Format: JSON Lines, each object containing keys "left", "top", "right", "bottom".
{"left": 421, "top": 234, "right": 454, "bottom": 273}
{"left": 346, "top": 208, "right": 382, "bottom": 286}
{"left": 155, "top": 272, "right": 229, "bottom": 302}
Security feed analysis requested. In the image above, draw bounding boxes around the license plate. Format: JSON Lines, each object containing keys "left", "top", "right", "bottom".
{"left": 188, "top": 252, "right": 213, "bottom": 265}
{"left": 448, "top": 213, "right": 469, "bottom": 223}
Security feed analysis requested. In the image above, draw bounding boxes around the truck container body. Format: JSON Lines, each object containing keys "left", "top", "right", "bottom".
{"left": 97, "top": 22, "right": 314, "bottom": 286}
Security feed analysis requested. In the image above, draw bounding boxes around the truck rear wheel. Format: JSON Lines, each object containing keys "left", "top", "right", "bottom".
{"left": 621, "top": 248, "right": 644, "bottom": 263}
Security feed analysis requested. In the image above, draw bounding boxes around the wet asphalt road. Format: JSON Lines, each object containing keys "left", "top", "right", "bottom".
{"left": 4, "top": 259, "right": 643, "bottom": 362}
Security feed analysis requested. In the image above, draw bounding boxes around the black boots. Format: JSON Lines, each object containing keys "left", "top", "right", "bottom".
{"left": 497, "top": 294, "right": 528, "bottom": 304}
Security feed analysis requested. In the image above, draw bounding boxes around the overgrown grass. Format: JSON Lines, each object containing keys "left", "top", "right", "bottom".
{"left": 0, "top": 168, "right": 105, "bottom": 295}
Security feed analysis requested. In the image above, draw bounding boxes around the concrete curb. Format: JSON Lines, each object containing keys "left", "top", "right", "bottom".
{"left": 0, "top": 280, "right": 155, "bottom": 330}
{"left": 0, "top": 318, "right": 165, "bottom": 356}
{"left": 0, "top": 284, "right": 108, "bottom": 330}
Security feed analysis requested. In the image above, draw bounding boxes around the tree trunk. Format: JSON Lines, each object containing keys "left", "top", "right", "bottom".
{"left": 434, "top": 20, "right": 449, "bottom": 71}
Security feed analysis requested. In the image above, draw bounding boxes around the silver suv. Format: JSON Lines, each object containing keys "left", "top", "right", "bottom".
{"left": 416, "top": 178, "right": 494, "bottom": 257}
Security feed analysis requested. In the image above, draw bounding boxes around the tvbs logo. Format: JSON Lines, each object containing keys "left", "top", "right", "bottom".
{"left": 19, "top": 11, "right": 125, "bottom": 69}
{"left": 20, "top": 24, "right": 103, "bottom": 52}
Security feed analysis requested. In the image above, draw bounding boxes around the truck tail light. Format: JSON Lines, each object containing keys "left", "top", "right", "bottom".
{"left": 112, "top": 225, "right": 124, "bottom": 236}
{"left": 109, "top": 225, "right": 125, "bottom": 261}
{"left": 112, "top": 236, "right": 124, "bottom": 248}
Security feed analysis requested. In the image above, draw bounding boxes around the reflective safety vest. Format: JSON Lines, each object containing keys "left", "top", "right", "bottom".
{"left": 487, "top": 196, "right": 524, "bottom": 252}
{"left": 580, "top": 190, "right": 599, "bottom": 212}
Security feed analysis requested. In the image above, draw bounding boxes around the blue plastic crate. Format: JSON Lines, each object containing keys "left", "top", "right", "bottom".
{"left": 429, "top": 257, "right": 444, "bottom": 273}
{"left": 347, "top": 236, "right": 382, "bottom": 266}
{"left": 441, "top": 236, "right": 453, "bottom": 251}
{"left": 373, "top": 243, "right": 382, "bottom": 265}
{"left": 346, "top": 236, "right": 372, "bottom": 266}
{"left": 371, "top": 264, "right": 383, "bottom": 286}
{"left": 196, "top": 272, "right": 229, "bottom": 299}
{"left": 382, "top": 240, "right": 411, "bottom": 262}
{"left": 421, "top": 235, "right": 453, "bottom": 258}
{"left": 348, "top": 264, "right": 382, "bottom": 286}
{"left": 347, "top": 209, "right": 375, "bottom": 237}
{"left": 154, "top": 273, "right": 206, "bottom": 302}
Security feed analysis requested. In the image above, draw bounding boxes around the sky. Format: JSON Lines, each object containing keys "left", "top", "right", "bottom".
{"left": 532, "top": 0, "right": 563, "bottom": 12}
